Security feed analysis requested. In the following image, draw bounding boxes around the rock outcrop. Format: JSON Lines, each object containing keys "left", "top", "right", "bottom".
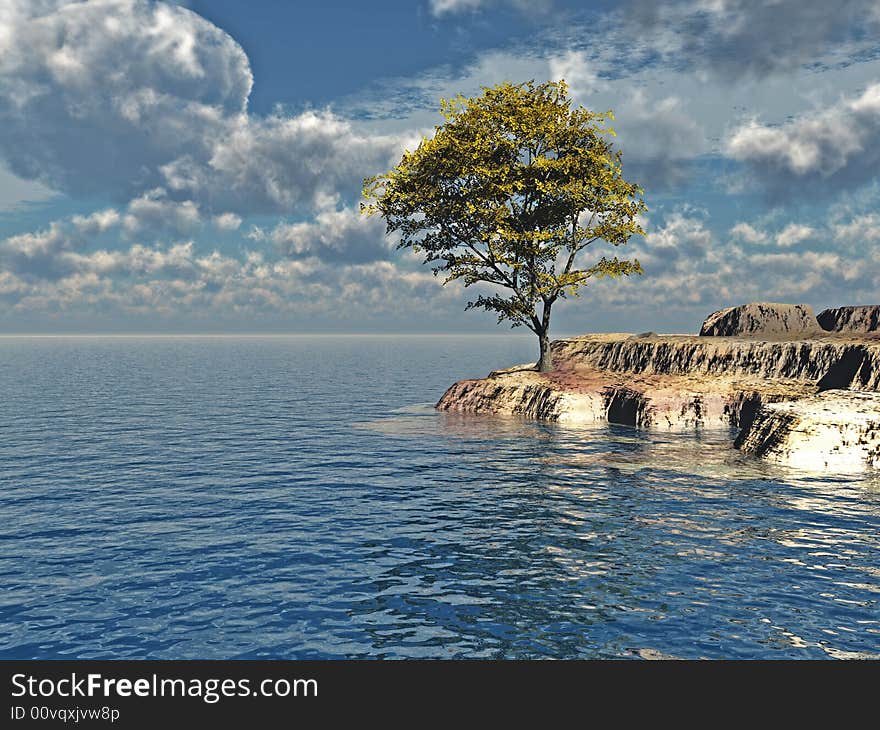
{"left": 436, "top": 366, "right": 812, "bottom": 430}
{"left": 436, "top": 329, "right": 880, "bottom": 470}
{"left": 735, "top": 390, "right": 880, "bottom": 471}
{"left": 550, "top": 334, "right": 880, "bottom": 390}
{"left": 436, "top": 294, "right": 880, "bottom": 472}
{"left": 817, "top": 305, "right": 880, "bottom": 334}
{"left": 699, "top": 302, "right": 819, "bottom": 337}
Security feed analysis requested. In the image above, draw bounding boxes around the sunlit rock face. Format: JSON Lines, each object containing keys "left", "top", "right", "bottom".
{"left": 735, "top": 390, "right": 880, "bottom": 472}
{"left": 550, "top": 334, "right": 880, "bottom": 390}
{"left": 435, "top": 367, "right": 812, "bottom": 430}
{"left": 436, "top": 328, "right": 880, "bottom": 469}
{"left": 699, "top": 303, "right": 820, "bottom": 337}
{"left": 818, "top": 305, "right": 880, "bottom": 334}
{"left": 435, "top": 333, "right": 838, "bottom": 430}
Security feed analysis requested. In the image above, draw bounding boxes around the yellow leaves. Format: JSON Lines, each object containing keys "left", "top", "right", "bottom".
{"left": 361, "top": 78, "right": 647, "bottom": 328}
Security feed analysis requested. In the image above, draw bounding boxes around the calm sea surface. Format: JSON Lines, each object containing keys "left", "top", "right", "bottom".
{"left": 1, "top": 335, "right": 878, "bottom": 659}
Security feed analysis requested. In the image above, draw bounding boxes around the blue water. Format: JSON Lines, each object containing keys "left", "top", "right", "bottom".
{"left": 1, "top": 335, "right": 878, "bottom": 659}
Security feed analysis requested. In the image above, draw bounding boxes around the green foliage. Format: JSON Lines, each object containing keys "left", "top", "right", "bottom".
{"left": 362, "top": 80, "right": 646, "bottom": 343}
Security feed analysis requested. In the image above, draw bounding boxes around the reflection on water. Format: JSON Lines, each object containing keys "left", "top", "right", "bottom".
{"left": 357, "top": 404, "right": 880, "bottom": 659}
{"left": 1, "top": 336, "right": 878, "bottom": 659}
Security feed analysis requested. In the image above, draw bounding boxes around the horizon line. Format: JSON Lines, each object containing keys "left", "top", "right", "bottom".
{"left": 0, "top": 332, "right": 560, "bottom": 338}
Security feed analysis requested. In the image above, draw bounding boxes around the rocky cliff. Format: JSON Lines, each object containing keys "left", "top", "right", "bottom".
{"left": 736, "top": 390, "right": 880, "bottom": 471}
{"left": 436, "top": 329, "right": 880, "bottom": 470}
{"left": 818, "top": 305, "right": 880, "bottom": 334}
{"left": 548, "top": 333, "right": 880, "bottom": 389}
{"left": 699, "top": 302, "right": 820, "bottom": 337}
{"left": 437, "top": 363, "right": 813, "bottom": 430}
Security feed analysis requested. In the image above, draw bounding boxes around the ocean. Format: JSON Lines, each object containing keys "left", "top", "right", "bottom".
{"left": 1, "top": 335, "right": 878, "bottom": 659}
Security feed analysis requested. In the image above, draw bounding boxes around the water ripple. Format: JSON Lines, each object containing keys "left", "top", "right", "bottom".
{"left": 1, "top": 335, "right": 879, "bottom": 659}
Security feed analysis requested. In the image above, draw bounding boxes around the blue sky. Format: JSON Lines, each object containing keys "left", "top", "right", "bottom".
{"left": 1, "top": 0, "right": 880, "bottom": 333}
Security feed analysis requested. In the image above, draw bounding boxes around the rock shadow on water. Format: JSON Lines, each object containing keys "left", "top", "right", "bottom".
{"left": 355, "top": 404, "right": 880, "bottom": 494}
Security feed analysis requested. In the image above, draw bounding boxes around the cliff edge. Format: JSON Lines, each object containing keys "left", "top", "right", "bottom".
{"left": 436, "top": 303, "right": 880, "bottom": 471}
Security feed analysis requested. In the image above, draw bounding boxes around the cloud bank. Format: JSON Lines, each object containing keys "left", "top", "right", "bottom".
{"left": 726, "top": 83, "right": 880, "bottom": 197}
{"left": 0, "top": 0, "right": 409, "bottom": 216}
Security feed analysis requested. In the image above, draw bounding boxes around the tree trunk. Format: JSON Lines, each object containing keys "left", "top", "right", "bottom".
{"left": 536, "top": 300, "right": 554, "bottom": 372}
{"left": 537, "top": 329, "right": 552, "bottom": 372}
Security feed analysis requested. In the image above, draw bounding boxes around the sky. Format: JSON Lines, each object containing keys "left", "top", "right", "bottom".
{"left": 1, "top": 0, "right": 880, "bottom": 334}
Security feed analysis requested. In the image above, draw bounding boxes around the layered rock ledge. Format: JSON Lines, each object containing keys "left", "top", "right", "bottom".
{"left": 736, "top": 390, "right": 880, "bottom": 472}
{"left": 699, "top": 302, "right": 820, "bottom": 337}
{"left": 818, "top": 305, "right": 880, "bottom": 334}
{"left": 436, "top": 330, "right": 880, "bottom": 470}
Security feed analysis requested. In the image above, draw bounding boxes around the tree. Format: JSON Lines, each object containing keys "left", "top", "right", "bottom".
{"left": 362, "top": 80, "right": 646, "bottom": 372}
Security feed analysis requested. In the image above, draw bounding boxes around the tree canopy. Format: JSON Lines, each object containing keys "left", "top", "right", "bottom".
{"left": 362, "top": 80, "right": 646, "bottom": 371}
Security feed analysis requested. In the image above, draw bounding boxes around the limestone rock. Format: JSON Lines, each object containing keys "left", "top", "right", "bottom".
{"left": 817, "top": 305, "right": 880, "bottom": 333}
{"left": 699, "top": 302, "right": 819, "bottom": 337}
{"left": 551, "top": 334, "right": 880, "bottom": 390}
{"left": 436, "top": 366, "right": 813, "bottom": 430}
{"left": 735, "top": 390, "right": 880, "bottom": 472}
{"left": 436, "top": 331, "right": 880, "bottom": 469}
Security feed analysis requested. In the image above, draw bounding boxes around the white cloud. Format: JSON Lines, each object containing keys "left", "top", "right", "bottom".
{"left": 3, "top": 1, "right": 880, "bottom": 331}
{"left": 0, "top": 0, "right": 251, "bottom": 197}
{"left": 213, "top": 212, "right": 242, "bottom": 231}
{"left": 122, "top": 189, "right": 200, "bottom": 235}
{"left": 726, "top": 83, "right": 880, "bottom": 193}
{"left": 430, "top": 0, "right": 485, "bottom": 14}
{"left": 71, "top": 209, "right": 121, "bottom": 236}
{"left": 549, "top": 51, "right": 604, "bottom": 99}
{"left": 775, "top": 223, "right": 814, "bottom": 247}
{"left": 639, "top": 210, "right": 714, "bottom": 268}
{"left": 161, "top": 110, "right": 409, "bottom": 215}
{"left": 0, "top": 239, "right": 460, "bottom": 325}
{"left": 729, "top": 222, "right": 768, "bottom": 244}
{"left": 4, "top": 204, "right": 880, "bottom": 330}
{"left": 0, "top": 0, "right": 411, "bottom": 218}
{"left": 576, "top": 207, "right": 880, "bottom": 322}
{"left": 428, "top": 0, "right": 546, "bottom": 16}
{"left": 249, "top": 205, "right": 394, "bottom": 263}
{"left": 626, "top": 0, "right": 880, "bottom": 79}
{"left": 831, "top": 213, "right": 880, "bottom": 244}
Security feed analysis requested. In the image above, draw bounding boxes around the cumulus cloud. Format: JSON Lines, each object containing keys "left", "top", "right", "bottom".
{"left": 23, "top": 190, "right": 207, "bottom": 250}
{"left": 549, "top": 50, "right": 605, "bottom": 99}
{"left": 4, "top": 0, "right": 878, "bottom": 331}
{"left": 831, "top": 213, "right": 880, "bottom": 244}
{"left": 725, "top": 83, "right": 880, "bottom": 196}
{"left": 0, "top": 0, "right": 251, "bottom": 198}
{"left": 0, "top": 0, "right": 411, "bottom": 217}
{"left": 5, "top": 203, "right": 879, "bottom": 331}
{"left": 775, "top": 223, "right": 814, "bottom": 247}
{"left": 71, "top": 209, "right": 122, "bottom": 236}
{"left": 212, "top": 213, "right": 242, "bottom": 231}
{"left": 160, "top": 110, "right": 407, "bottom": 215}
{"left": 0, "top": 238, "right": 459, "bottom": 326}
{"left": 248, "top": 205, "right": 394, "bottom": 264}
{"left": 0, "top": 192, "right": 457, "bottom": 325}
{"left": 0, "top": 221, "right": 77, "bottom": 279}
{"left": 575, "top": 206, "right": 880, "bottom": 327}
{"left": 122, "top": 189, "right": 201, "bottom": 235}
{"left": 638, "top": 210, "right": 714, "bottom": 269}
{"left": 729, "top": 222, "right": 768, "bottom": 244}
{"left": 0, "top": 196, "right": 207, "bottom": 280}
